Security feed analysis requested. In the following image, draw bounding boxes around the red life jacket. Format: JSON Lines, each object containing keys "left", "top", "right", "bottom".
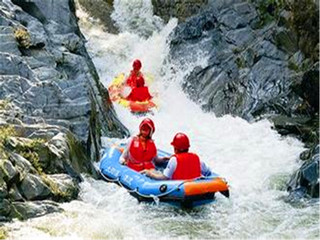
{"left": 126, "top": 86, "right": 152, "bottom": 102}
{"left": 126, "top": 71, "right": 143, "bottom": 88}
{"left": 127, "top": 136, "right": 156, "bottom": 171}
{"left": 172, "top": 152, "right": 201, "bottom": 180}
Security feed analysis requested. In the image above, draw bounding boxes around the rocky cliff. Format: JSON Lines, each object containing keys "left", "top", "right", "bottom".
{"left": 0, "top": 0, "right": 128, "bottom": 221}
{"left": 154, "top": 0, "right": 319, "bottom": 198}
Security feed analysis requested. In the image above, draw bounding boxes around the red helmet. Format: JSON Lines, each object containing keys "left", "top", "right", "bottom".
{"left": 132, "top": 59, "right": 142, "bottom": 71}
{"left": 139, "top": 118, "right": 155, "bottom": 137}
{"left": 136, "top": 76, "right": 145, "bottom": 87}
{"left": 171, "top": 133, "right": 190, "bottom": 150}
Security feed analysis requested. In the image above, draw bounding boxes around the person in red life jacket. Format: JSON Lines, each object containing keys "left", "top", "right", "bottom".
{"left": 119, "top": 118, "right": 158, "bottom": 171}
{"left": 125, "top": 59, "right": 145, "bottom": 88}
{"left": 141, "top": 133, "right": 212, "bottom": 180}
{"left": 126, "top": 76, "right": 152, "bottom": 102}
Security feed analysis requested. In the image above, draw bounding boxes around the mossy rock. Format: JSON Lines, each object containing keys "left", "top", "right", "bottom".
{"left": 0, "top": 100, "right": 10, "bottom": 110}
{"left": 235, "top": 56, "right": 246, "bottom": 69}
{"left": 0, "top": 159, "right": 18, "bottom": 184}
{"left": 290, "top": 0, "right": 319, "bottom": 61}
{"left": 41, "top": 174, "right": 79, "bottom": 202}
{"left": 0, "top": 199, "right": 11, "bottom": 216}
{"left": 274, "top": 29, "right": 298, "bottom": 53}
{"left": 255, "top": 0, "right": 287, "bottom": 28}
{"left": 9, "top": 201, "right": 62, "bottom": 221}
{"left": 66, "top": 132, "right": 97, "bottom": 178}
{"left": 0, "top": 177, "right": 8, "bottom": 199}
{"left": 5, "top": 137, "right": 46, "bottom": 173}
{"left": 0, "top": 125, "right": 17, "bottom": 159}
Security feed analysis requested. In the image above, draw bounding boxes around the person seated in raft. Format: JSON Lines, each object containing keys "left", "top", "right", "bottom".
{"left": 125, "top": 59, "right": 145, "bottom": 88}
{"left": 120, "top": 118, "right": 163, "bottom": 171}
{"left": 141, "top": 133, "right": 212, "bottom": 180}
{"left": 126, "top": 76, "right": 152, "bottom": 102}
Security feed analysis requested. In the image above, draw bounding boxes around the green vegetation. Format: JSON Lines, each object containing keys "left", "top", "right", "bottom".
{"left": 232, "top": 47, "right": 243, "bottom": 54}
{"left": 0, "top": 227, "right": 8, "bottom": 239}
{"left": 67, "top": 132, "right": 92, "bottom": 174}
{"left": 19, "top": 151, "right": 42, "bottom": 173}
{"left": 291, "top": 0, "right": 319, "bottom": 61}
{"left": 0, "top": 126, "right": 16, "bottom": 158}
{"left": 235, "top": 56, "right": 246, "bottom": 69}
{"left": 303, "top": 114, "right": 319, "bottom": 147}
{"left": 0, "top": 125, "right": 50, "bottom": 174}
{"left": 254, "top": 0, "right": 318, "bottom": 62}
{"left": 288, "top": 60, "right": 299, "bottom": 72}
{"left": 14, "top": 28, "right": 31, "bottom": 48}
{"left": 0, "top": 100, "right": 9, "bottom": 110}
{"left": 15, "top": 138, "right": 46, "bottom": 174}
{"left": 255, "top": 0, "right": 287, "bottom": 28}
{"left": 41, "top": 175, "right": 72, "bottom": 201}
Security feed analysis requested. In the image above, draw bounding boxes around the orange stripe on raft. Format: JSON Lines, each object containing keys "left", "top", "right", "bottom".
{"left": 129, "top": 101, "right": 156, "bottom": 112}
{"left": 184, "top": 177, "right": 229, "bottom": 196}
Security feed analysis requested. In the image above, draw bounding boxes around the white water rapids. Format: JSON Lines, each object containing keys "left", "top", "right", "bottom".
{"left": 6, "top": 1, "right": 319, "bottom": 239}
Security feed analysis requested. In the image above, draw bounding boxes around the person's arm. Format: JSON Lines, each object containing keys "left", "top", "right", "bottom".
{"left": 200, "top": 161, "right": 212, "bottom": 176}
{"left": 119, "top": 138, "right": 132, "bottom": 165}
{"left": 119, "top": 148, "right": 129, "bottom": 165}
{"left": 141, "top": 157, "right": 177, "bottom": 180}
{"left": 140, "top": 169, "right": 168, "bottom": 180}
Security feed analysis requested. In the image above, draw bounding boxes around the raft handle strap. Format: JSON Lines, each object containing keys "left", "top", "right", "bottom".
{"left": 99, "top": 169, "right": 225, "bottom": 203}
{"left": 99, "top": 169, "right": 191, "bottom": 200}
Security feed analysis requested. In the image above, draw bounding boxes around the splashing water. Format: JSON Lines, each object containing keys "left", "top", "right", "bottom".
{"left": 6, "top": 1, "right": 319, "bottom": 239}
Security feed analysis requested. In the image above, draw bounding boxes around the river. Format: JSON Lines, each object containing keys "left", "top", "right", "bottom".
{"left": 6, "top": 0, "right": 319, "bottom": 239}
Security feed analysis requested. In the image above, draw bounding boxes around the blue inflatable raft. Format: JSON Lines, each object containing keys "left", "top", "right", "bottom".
{"left": 99, "top": 145, "right": 229, "bottom": 208}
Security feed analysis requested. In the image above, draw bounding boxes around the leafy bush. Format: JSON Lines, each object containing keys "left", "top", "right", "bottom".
{"left": 14, "top": 28, "right": 31, "bottom": 48}
{"left": 0, "top": 126, "right": 16, "bottom": 158}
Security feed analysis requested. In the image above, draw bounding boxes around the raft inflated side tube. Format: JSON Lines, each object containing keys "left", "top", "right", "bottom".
{"left": 99, "top": 145, "right": 229, "bottom": 208}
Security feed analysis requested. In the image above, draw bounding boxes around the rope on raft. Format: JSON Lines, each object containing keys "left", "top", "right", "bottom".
{"left": 98, "top": 168, "right": 220, "bottom": 203}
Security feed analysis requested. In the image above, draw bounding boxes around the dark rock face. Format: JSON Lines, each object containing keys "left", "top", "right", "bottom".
{"left": 170, "top": 1, "right": 297, "bottom": 120}
{"left": 287, "top": 145, "right": 319, "bottom": 199}
{"left": 167, "top": 0, "right": 319, "bottom": 198}
{"left": 152, "top": 0, "right": 208, "bottom": 23}
{"left": 292, "top": 63, "right": 319, "bottom": 114}
{"left": 168, "top": 1, "right": 318, "bottom": 131}
{"left": 290, "top": 0, "right": 319, "bottom": 62}
{"left": 169, "top": 0, "right": 318, "bottom": 121}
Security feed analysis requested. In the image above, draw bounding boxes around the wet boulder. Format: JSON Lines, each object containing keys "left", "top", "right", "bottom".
{"left": 10, "top": 200, "right": 62, "bottom": 220}
{"left": 19, "top": 173, "right": 51, "bottom": 200}
{"left": 287, "top": 145, "right": 319, "bottom": 198}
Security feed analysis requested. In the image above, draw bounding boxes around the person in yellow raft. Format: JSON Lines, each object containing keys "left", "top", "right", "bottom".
{"left": 125, "top": 59, "right": 144, "bottom": 88}
{"left": 121, "top": 59, "right": 153, "bottom": 101}
{"left": 126, "top": 76, "right": 153, "bottom": 102}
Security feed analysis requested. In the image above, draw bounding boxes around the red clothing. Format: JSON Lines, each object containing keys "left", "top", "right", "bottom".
{"left": 126, "top": 71, "right": 144, "bottom": 88}
{"left": 126, "top": 86, "right": 152, "bottom": 102}
{"left": 172, "top": 152, "right": 201, "bottom": 180}
{"left": 127, "top": 136, "right": 156, "bottom": 171}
